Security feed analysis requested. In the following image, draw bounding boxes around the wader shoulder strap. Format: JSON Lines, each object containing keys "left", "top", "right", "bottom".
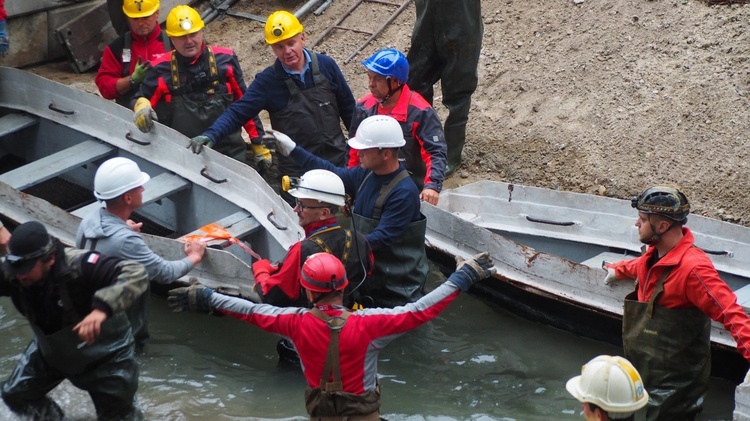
{"left": 81, "top": 236, "right": 99, "bottom": 252}
{"left": 372, "top": 170, "right": 410, "bottom": 221}
{"left": 311, "top": 307, "right": 352, "bottom": 392}
{"left": 171, "top": 46, "right": 219, "bottom": 94}
{"left": 56, "top": 253, "right": 90, "bottom": 323}
{"left": 162, "top": 30, "right": 171, "bottom": 52}
{"left": 309, "top": 227, "right": 353, "bottom": 263}
{"left": 282, "top": 52, "right": 328, "bottom": 103}
{"left": 308, "top": 52, "right": 329, "bottom": 88}
{"left": 122, "top": 32, "right": 133, "bottom": 76}
{"left": 646, "top": 267, "right": 673, "bottom": 318}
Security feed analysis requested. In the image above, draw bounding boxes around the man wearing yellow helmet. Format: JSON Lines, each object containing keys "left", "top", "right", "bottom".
{"left": 130, "top": 5, "right": 268, "bottom": 171}
{"left": 96, "top": 0, "right": 170, "bottom": 108}
{"left": 188, "top": 10, "right": 356, "bottom": 197}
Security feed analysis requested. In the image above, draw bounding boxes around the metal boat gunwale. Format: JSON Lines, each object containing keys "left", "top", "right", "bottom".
{"left": 423, "top": 180, "right": 750, "bottom": 352}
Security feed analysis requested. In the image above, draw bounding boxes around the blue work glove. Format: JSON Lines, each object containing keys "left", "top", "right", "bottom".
{"left": 0, "top": 20, "right": 9, "bottom": 58}
{"left": 167, "top": 284, "right": 214, "bottom": 312}
{"left": 188, "top": 135, "right": 214, "bottom": 155}
{"left": 448, "top": 252, "right": 496, "bottom": 292}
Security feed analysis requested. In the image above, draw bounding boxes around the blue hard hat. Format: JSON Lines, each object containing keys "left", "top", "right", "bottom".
{"left": 362, "top": 48, "right": 409, "bottom": 83}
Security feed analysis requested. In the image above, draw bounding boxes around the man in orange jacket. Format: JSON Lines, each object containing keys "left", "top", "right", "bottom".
{"left": 604, "top": 185, "right": 750, "bottom": 420}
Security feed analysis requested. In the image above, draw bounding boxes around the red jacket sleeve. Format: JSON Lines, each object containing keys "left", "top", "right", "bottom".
{"left": 256, "top": 243, "right": 303, "bottom": 301}
{"left": 95, "top": 46, "right": 124, "bottom": 100}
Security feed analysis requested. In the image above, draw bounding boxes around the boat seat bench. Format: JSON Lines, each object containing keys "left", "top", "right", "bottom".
{"left": 0, "top": 139, "right": 115, "bottom": 190}
{"left": 71, "top": 172, "right": 191, "bottom": 218}
{"left": 0, "top": 113, "right": 39, "bottom": 139}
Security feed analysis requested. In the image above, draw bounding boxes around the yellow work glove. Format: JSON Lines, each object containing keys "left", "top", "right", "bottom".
{"left": 250, "top": 143, "right": 273, "bottom": 175}
{"left": 133, "top": 97, "right": 157, "bottom": 133}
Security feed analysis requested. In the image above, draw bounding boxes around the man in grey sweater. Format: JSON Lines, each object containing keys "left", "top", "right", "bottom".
{"left": 76, "top": 157, "right": 205, "bottom": 350}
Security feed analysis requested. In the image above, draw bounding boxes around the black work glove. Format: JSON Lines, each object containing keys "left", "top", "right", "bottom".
{"left": 167, "top": 284, "right": 214, "bottom": 312}
{"left": 448, "top": 252, "right": 496, "bottom": 291}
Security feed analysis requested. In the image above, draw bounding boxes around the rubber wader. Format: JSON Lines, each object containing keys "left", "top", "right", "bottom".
{"left": 623, "top": 268, "right": 711, "bottom": 421}
{"left": 406, "top": 0, "right": 482, "bottom": 173}
{"left": 304, "top": 308, "right": 380, "bottom": 420}
{"left": 270, "top": 52, "right": 348, "bottom": 178}
{"left": 159, "top": 47, "right": 247, "bottom": 162}
{"left": 353, "top": 170, "right": 428, "bottom": 308}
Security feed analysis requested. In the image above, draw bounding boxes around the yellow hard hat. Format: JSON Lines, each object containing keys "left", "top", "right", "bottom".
{"left": 165, "top": 5, "right": 204, "bottom": 37}
{"left": 123, "top": 0, "right": 160, "bottom": 19}
{"left": 264, "top": 11, "right": 303, "bottom": 45}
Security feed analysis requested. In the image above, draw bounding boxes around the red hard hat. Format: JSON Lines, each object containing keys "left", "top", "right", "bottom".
{"left": 300, "top": 253, "right": 348, "bottom": 293}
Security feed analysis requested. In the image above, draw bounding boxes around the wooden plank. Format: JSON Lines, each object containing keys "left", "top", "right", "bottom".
{"left": 0, "top": 140, "right": 114, "bottom": 190}
{"left": 0, "top": 114, "right": 39, "bottom": 138}
{"left": 71, "top": 171, "right": 191, "bottom": 218}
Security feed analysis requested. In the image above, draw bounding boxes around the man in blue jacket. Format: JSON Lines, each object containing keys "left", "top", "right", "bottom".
{"left": 267, "top": 115, "right": 429, "bottom": 308}
{"left": 188, "top": 10, "right": 356, "bottom": 198}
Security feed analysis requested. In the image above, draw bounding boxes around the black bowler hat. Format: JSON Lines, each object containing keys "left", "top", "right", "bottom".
{"left": 4, "top": 221, "right": 53, "bottom": 276}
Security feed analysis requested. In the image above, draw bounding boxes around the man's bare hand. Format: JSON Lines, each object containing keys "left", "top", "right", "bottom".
{"left": 73, "top": 309, "right": 108, "bottom": 345}
{"left": 420, "top": 188, "right": 440, "bottom": 206}
{"left": 126, "top": 219, "right": 143, "bottom": 233}
{"left": 184, "top": 240, "right": 207, "bottom": 266}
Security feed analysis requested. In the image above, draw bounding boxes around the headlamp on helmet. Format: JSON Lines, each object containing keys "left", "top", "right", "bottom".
{"left": 631, "top": 186, "right": 690, "bottom": 222}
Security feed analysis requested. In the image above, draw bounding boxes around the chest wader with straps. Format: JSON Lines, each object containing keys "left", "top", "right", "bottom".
{"left": 17, "top": 252, "right": 135, "bottom": 374}
{"left": 270, "top": 53, "right": 348, "bottom": 178}
{"left": 156, "top": 47, "right": 247, "bottom": 163}
{"left": 301, "top": 227, "right": 367, "bottom": 309}
{"left": 4, "top": 251, "right": 138, "bottom": 420}
{"left": 304, "top": 308, "right": 380, "bottom": 420}
{"left": 623, "top": 267, "right": 711, "bottom": 421}
{"left": 116, "top": 30, "right": 172, "bottom": 108}
{"left": 79, "top": 234, "right": 150, "bottom": 351}
{"left": 352, "top": 170, "right": 428, "bottom": 308}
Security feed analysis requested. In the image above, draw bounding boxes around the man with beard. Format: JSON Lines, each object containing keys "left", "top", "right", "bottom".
{"left": 604, "top": 186, "right": 750, "bottom": 420}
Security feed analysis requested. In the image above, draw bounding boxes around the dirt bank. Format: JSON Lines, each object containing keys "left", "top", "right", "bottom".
{"left": 28, "top": 0, "right": 750, "bottom": 225}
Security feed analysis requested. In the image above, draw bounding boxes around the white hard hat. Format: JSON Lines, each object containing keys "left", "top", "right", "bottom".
{"left": 94, "top": 157, "right": 150, "bottom": 200}
{"left": 347, "top": 115, "right": 406, "bottom": 150}
{"left": 288, "top": 169, "right": 345, "bottom": 207}
{"left": 566, "top": 355, "right": 649, "bottom": 416}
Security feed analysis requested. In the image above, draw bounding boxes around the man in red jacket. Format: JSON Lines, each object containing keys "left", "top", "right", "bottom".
{"left": 169, "top": 251, "right": 495, "bottom": 419}
{"left": 604, "top": 186, "right": 750, "bottom": 420}
{"left": 96, "top": 0, "right": 169, "bottom": 108}
{"left": 348, "top": 48, "right": 447, "bottom": 205}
